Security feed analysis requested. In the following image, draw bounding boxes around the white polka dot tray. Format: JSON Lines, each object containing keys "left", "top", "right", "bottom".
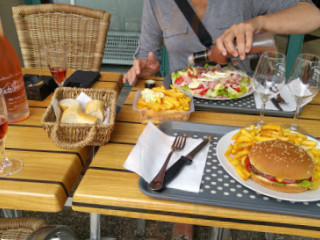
{"left": 138, "top": 121, "right": 320, "bottom": 219}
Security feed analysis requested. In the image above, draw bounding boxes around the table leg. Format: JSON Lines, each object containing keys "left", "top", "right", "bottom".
{"left": 2, "top": 209, "right": 22, "bottom": 217}
{"left": 135, "top": 219, "right": 146, "bottom": 237}
{"left": 90, "top": 213, "right": 101, "bottom": 240}
{"left": 209, "top": 227, "right": 231, "bottom": 240}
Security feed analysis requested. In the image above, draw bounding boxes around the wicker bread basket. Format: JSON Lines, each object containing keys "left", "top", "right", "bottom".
{"left": 0, "top": 217, "right": 46, "bottom": 240}
{"left": 41, "top": 87, "right": 117, "bottom": 149}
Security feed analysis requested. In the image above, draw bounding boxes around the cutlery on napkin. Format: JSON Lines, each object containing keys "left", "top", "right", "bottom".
{"left": 254, "top": 85, "right": 312, "bottom": 112}
{"left": 123, "top": 122, "right": 210, "bottom": 193}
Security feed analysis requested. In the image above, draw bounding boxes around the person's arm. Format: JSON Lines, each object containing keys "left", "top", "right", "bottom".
{"left": 123, "top": 0, "right": 162, "bottom": 85}
{"left": 215, "top": 1, "right": 320, "bottom": 60}
{"left": 257, "top": 2, "right": 320, "bottom": 34}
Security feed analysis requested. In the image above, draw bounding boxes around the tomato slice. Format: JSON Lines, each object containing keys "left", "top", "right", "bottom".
{"left": 174, "top": 76, "right": 184, "bottom": 85}
{"left": 244, "top": 157, "right": 252, "bottom": 173}
{"left": 262, "top": 173, "right": 277, "bottom": 182}
{"left": 199, "top": 88, "right": 209, "bottom": 96}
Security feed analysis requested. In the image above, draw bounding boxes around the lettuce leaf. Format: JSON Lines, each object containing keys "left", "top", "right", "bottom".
{"left": 240, "top": 84, "right": 248, "bottom": 93}
{"left": 180, "top": 86, "right": 191, "bottom": 93}
{"left": 171, "top": 72, "right": 181, "bottom": 82}
{"left": 296, "top": 180, "right": 313, "bottom": 189}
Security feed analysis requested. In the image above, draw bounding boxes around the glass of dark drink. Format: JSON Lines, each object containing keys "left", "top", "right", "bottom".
{"left": 0, "top": 89, "right": 23, "bottom": 176}
{"left": 46, "top": 42, "right": 67, "bottom": 87}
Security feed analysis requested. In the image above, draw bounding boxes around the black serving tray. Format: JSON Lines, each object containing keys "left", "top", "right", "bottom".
{"left": 138, "top": 121, "right": 320, "bottom": 219}
{"left": 163, "top": 75, "right": 296, "bottom": 118}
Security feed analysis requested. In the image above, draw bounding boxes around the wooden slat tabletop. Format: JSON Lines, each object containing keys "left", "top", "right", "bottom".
{"left": 0, "top": 69, "right": 123, "bottom": 212}
{"left": 73, "top": 78, "right": 320, "bottom": 237}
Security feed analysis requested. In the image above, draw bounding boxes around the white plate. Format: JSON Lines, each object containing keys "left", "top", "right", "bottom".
{"left": 216, "top": 129, "right": 320, "bottom": 202}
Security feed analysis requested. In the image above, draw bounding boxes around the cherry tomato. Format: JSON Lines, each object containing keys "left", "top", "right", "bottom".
{"left": 233, "top": 87, "right": 241, "bottom": 92}
{"left": 199, "top": 88, "right": 209, "bottom": 95}
{"left": 174, "top": 76, "right": 184, "bottom": 85}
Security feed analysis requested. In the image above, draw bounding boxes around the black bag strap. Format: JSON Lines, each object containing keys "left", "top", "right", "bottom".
{"left": 174, "top": 0, "right": 213, "bottom": 48}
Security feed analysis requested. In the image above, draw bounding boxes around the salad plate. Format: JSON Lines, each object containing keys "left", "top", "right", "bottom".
{"left": 171, "top": 65, "right": 253, "bottom": 100}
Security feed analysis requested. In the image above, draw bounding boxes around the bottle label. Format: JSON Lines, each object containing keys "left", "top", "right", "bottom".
{"left": 0, "top": 71, "right": 28, "bottom": 113}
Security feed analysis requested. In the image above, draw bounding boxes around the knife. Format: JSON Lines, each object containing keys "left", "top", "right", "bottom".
{"left": 162, "top": 136, "right": 211, "bottom": 187}
{"left": 271, "top": 98, "right": 283, "bottom": 111}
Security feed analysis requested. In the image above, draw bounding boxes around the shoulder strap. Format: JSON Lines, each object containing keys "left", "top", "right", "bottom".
{"left": 174, "top": 0, "right": 213, "bottom": 48}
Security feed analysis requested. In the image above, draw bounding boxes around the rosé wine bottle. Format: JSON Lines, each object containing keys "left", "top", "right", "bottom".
{"left": 0, "top": 18, "right": 29, "bottom": 123}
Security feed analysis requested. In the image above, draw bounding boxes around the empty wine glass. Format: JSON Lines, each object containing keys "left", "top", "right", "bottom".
{"left": 0, "top": 89, "right": 23, "bottom": 176}
{"left": 46, "top": 42, "right": 67, "bottom": 87}
{"left": 251, "top": 51, "right": 286, "bottom": 126}
{"left": 287, "top": 53, "right": 320, "bottom": 132}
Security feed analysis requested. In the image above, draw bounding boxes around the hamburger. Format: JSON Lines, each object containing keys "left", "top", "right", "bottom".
{"left": 247, "top": 140, "right": 314, "bottom": 193}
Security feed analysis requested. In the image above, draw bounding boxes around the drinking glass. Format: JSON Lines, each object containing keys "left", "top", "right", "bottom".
{"left": 0, "top": 89, "right": 23, "bottom": 176}
{"left": 46, "top": 42, "right": 67, "bottom": 87}
{"left": 252, "top": 51, "right": 286, "bottom": 126}
{"left": 287, "top": 53, "right": 320, "bottom": 131}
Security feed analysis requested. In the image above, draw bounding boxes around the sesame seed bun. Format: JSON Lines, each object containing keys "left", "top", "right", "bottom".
{"left": 249, "top": 140, "right": 314, "bottom": 180}
{"left": 248, "top": 140, "right": 314, "bottom": 193}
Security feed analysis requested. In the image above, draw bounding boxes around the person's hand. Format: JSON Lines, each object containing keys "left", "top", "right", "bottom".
{"left": 123, "top": 51, "right": 160, "bottom": 85}
{"left": 215, "top": 18, "right": 262, "bottom": 61}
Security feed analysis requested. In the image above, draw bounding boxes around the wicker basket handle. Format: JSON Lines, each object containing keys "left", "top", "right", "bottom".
{"left": 51, "top": 124, "right": 97, "bottom": 149}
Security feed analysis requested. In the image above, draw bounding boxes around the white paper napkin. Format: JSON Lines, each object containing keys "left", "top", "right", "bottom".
{"left": 254, "top": 85, "right": 312, "bottom": 112}
{"left": 123, "top": 122, "right": 210, "bottom": 193}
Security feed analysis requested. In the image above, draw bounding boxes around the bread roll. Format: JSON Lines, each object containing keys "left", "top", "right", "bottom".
{"left": 78, "top": 112, "right": 98, "bottom": 124}
{"left": 85, "top": 100, "right": 104, "bottom": 121}
{"left": 59, "top": 98, "right": 81, "bottom": 111}
{"left": 61, "top": 105, "right": 81, "bottom": 123}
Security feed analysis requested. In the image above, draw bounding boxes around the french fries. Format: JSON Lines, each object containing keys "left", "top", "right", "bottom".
{"left": 225, "top": 124, "right": 320, "bottom": 189}
{"left": 137, "top": 85, "right": 191, "bottom": 111}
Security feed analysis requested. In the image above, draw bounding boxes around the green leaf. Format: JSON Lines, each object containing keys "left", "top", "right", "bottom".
{"left": 241, "top": 77, "right": 250, "bottom": 83}
{"left": 296, "top": 180, "right": 313, "bottom": 189}
{"left": 180, "top": 86, "right": 191, "bottom": 93}
{"left": 240, "top": 84, "right": 248, "bottom": 93}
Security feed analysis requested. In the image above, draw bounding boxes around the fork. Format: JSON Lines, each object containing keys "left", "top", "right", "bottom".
{"left": 148, "top": 134, "right": 187, "bottom": 191}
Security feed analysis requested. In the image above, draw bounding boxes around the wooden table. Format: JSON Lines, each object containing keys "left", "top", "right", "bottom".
{"left": 0, "top": 68, "right": 123, "bottom": 212}
{"left": 72, "top": 78, "right": 320, "bottom": 238}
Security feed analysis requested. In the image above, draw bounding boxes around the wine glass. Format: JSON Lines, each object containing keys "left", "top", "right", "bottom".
{"left": 287, "top": 53, "right": 320, "bottom": 132}
{"left": 251, "top": 51, "right": 286, "bottom": 126}
{"left": 0, "top": 89, "right": 23, "bottom": 176}
{"left": 46, "top": 42, "right": 67, "bottom": 87}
